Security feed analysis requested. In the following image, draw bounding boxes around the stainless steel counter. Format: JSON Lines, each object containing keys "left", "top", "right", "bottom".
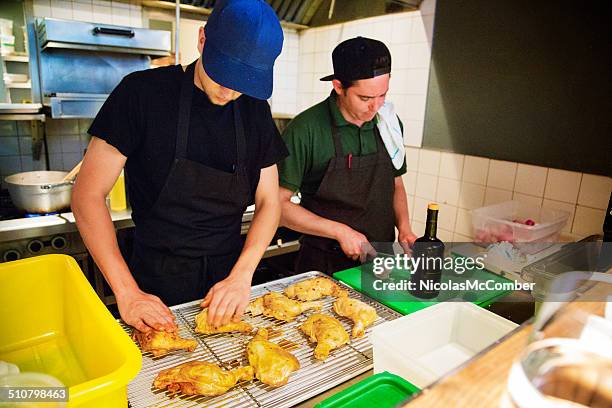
{"left": 0, "top": 103, "right": 42, "bottom": 113}
{"left": 1, "top": 198, "right": 303, "bottom": 251}
{"left": 0, "top": 207, "right": 300, "bottom": 258}
{"left": 0, "top": 209, "right": 133, "bottom": 243}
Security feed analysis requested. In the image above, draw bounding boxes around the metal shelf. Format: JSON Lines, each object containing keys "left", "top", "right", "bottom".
{"left": 4, "top": 82, "right": 31, "bottom": 89}
{"left": 2, "top": 54, "right": 29, "bottom": 63}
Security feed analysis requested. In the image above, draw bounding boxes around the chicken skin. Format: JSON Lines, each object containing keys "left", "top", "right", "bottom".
{"left": 247, "top": 328, "right": 300, "bottom": 387}
{"left": 132, "top": 329, "right": 197, "bottom": 357}
{"left": 246, "top": 292, "right": 322, "bottom": 322}
{"left": 153, "top": 361, "right": 253, "bottom": 396}
{"left": 284, "top": 277, "right": 348, "bottom": 301}
{"left": 300, "top": 314, "right": 349, "bottom": 360}
{"left": 332, "top": 296, "right": 378, "bottom": 338}
{"left": 195, "top": 309, "right": 253, "bottom": 335}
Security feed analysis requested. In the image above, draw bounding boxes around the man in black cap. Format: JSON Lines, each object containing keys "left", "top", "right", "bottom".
{"left": 278, "top": 37, "right": 417, "bottom": 274}
{"left": 72, "top": 0, "right": 287, "bottom": 332}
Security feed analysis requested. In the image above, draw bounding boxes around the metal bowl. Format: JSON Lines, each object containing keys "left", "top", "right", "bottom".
{"left": 4, "top": 171, "right": 73, "bottom": 214}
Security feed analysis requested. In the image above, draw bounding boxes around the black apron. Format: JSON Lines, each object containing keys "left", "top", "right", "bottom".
{"left": 129, "top": 61, "right": 252, "bottom": 306}
{"left": 295, "top": 105, "right": 396, "bottom": 275}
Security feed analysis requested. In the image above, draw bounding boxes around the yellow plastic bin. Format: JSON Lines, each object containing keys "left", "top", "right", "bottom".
{"left": 0, "top": 255, "right": 141, "bottom": 407}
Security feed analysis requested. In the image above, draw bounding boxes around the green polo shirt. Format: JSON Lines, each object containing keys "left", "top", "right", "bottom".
{"left": 279, "top": 93, "right": 407, "bottom": 195}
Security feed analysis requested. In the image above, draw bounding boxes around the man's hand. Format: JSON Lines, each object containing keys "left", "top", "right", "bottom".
{"left": 116, "top": 289, "right": 176, "bottom": 332}
{"left": 201, "top": 274, "right": 251, "bottom": 328}
{"left": 399, "top": 228, "right": 418, "bottom": 254}
{"left": 335, "top": 224, "right": 376, "bottom": 262}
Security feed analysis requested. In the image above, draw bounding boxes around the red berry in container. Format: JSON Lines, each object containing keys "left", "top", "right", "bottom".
{"left": 525, "top": 219, "right": 536, "bottom": 226}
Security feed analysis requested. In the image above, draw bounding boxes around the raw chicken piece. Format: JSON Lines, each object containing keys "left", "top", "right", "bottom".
{"left": 132, "top": 329, "right": 197, "bottom": 357}
{"left": 332, "top": 296, "right": 378, "bottom": 338}
{"left": 246, "top": 292, "right": 321, "bottom": 322}
{"left": 300, "top": 314, "right": 349, "bottom": 360}
{"left": 284, "top": 277, "right": 348, "bottom": 301}
{"left": 247, "top": 328, "right": 300, "bottom": 387}
{"left": 153, "top": 361, "right": 253, "bottom": 396}
{"left": 195, "top": 309, "right": 253, "bottom": 335}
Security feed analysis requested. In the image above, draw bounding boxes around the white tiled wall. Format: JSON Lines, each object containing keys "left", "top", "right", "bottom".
{"left": 0, "top": 122, "right": 38, "bottom": 189}
{"left": 0, "top": 119, "right": 92, "bottom": 188}
{"left": 297, "top": 0, "right": 436, "bottom": 146}
{"left": 44, "top": 119, "right": 92, "bottom": 172}
{"left": 270, "top": 29, "right": 299, "bottom": 116}
{"left": 405, "top": 147, "right": 612, "bottom": 241}
{"left": 34, "top": 0, "right": 143, "bottom": 28}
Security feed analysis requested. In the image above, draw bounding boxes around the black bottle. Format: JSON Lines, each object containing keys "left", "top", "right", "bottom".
{"left": 410, "top": 203, "right": 445, "bottom": 299}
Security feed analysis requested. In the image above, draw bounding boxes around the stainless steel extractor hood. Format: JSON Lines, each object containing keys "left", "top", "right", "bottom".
{"left": 143, "top": 0, "right": 422, "bottom": 27}
{"left": 30, "top": 18, "right": 171, "bottom": 119}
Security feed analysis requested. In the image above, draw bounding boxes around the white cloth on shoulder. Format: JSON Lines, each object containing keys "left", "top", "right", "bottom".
{"left": 376, "top": 100, "right": 405, "bottom": 170}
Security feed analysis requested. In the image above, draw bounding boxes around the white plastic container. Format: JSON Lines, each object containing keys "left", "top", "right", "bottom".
{"left": 372, "top": 302, "right": 518, "bottom": 388}
{"left": 472, "top": 200, "right": 570, "bottom": 254}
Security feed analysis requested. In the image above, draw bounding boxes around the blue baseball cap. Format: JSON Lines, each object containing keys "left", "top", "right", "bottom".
{"left": 203, "top": 0, "right": 283, "bottom": 100}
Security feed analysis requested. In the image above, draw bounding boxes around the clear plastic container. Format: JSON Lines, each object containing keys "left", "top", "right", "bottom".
{"left": 472, "top": 200, "right": 570, "bottom": 254}
{"left": 521, "top": 238, "right": 605, "bottom": 314}
{"left": 372, "top": 302, "right": 517, "bottom": 388}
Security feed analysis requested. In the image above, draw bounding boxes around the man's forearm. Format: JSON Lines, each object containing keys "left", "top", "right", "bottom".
{"left": 73, "top": 193, "right": 139, "bottom": 297}
{"left": 229, "top": 199, "right": 280, "bottom": 280}
{"left": 280, "top": 200, "right": 344, "bottom": 240}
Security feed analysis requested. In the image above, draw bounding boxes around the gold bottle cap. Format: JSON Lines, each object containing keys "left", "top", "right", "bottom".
{"left": 428, "top": 203, "right": 439, "bottom": 211}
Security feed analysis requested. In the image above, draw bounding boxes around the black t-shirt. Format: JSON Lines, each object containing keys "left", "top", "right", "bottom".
{"left": 89, "top": 64, "right": 288, "bottom": 220}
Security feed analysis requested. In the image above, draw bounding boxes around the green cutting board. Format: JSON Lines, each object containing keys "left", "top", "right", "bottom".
{"left": 333, "top": 262, "right": 512, "bottom": 316}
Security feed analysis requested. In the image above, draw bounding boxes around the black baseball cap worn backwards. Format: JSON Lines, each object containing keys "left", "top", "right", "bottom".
{"left": 320, "top": 36, "right": 392, "bottom": 82}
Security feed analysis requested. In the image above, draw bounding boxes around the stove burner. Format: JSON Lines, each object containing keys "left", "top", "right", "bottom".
{"left": 24, "top": 212, "right": 59, "bottom": 218}
{"left": 0, "top": 190, "right": 64, "bottom": 221}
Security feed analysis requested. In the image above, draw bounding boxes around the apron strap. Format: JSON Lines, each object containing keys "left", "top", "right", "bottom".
{"left": 175, "top": 61, "right": 197, "bottom": 159}
{"left": 327, "top": 102, "right": 345, "bottom": 158}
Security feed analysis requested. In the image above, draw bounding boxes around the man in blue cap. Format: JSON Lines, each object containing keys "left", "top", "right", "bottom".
{"left": 72, "top": 0, "right": 287, "bottom": 332}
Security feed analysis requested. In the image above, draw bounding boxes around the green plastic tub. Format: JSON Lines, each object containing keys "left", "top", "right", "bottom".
{"left": 315, "top": 372, "right": 420, "bottom": 408}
